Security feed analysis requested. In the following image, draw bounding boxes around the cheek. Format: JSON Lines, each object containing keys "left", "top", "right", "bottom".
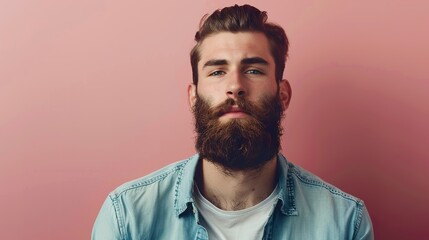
{"left": 197, "top": 85, "right": 225, "bottom": 106}
{"left": 249, "top": 82, "right": 278, "bottom": 100}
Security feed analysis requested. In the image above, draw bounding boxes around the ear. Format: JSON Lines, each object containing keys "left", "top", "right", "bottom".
{"left": 188, "top": 84, "right": 197, "bottom": 108}
{"left": 279, "top": 79, "right": 292, "bottom": 110}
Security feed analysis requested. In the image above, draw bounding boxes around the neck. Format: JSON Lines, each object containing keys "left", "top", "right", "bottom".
{"left": 196, "top": 155, "right": 278, "bottom": 211}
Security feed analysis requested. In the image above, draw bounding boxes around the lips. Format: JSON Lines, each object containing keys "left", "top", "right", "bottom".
{"left": 220, "top": 106, "right": 249, "bottom": 118}
{"left": 222, "top": 105, "right": 244, "bottom": 114}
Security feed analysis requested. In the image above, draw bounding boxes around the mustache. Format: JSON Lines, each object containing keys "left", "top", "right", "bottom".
{"left": 210, "top": 97, "right": 253, "bottom": 118}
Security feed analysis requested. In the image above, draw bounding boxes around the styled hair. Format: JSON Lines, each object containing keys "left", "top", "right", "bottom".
{"left": 190, "top": 4, "right": 289, "bottom": 85}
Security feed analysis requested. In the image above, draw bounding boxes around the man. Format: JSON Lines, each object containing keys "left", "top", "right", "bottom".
{"left": 92, "top": 4, "right": 373, "bottom": 240}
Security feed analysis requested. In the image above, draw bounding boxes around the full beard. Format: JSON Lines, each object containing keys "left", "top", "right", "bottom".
{"left": 193, "top": 92, "right": 284, "bottom": 172}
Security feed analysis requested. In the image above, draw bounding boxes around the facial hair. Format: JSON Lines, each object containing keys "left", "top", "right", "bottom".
{"left": 193, "top": 92, "right": 284, "bottom": 172}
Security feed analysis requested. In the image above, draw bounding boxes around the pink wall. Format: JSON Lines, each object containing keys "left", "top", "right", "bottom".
{"left": 1, "top": 0, "right": 428, "bottom": 239}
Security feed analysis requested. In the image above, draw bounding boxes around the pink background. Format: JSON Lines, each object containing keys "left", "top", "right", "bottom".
{"left": 1, "top": 0, "right": 428, "bottom": 239}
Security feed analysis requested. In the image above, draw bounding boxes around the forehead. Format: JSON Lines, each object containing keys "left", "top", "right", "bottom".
{"left": 198, "top": 32, "right": 274, "bottom": 68}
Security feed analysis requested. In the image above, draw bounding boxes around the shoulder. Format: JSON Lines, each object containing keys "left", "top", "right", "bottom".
{"left": 108, "top": 157, "right": 192, "bottom": 201}
{"left": 287, "top": 161, "right": 364, "bottom": 206}
{"left": 284, "top": 162, "right": 373, "bottom": 238}
{"left": 92, "top": 156, "right": 198, "bottom": 239}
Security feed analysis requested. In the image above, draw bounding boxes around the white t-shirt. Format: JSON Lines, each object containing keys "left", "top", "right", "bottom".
{"left": 193, "top": 185, "right": 279, "bottom": 240}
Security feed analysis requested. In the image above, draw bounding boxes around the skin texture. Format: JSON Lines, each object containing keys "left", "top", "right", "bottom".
{"left": 188, "top": 31, "right": 291, "bottom": 210}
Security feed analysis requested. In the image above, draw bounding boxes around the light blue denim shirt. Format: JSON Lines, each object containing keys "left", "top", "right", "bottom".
{"left": 92, "top": 154, "right": 373, "bottom": 240}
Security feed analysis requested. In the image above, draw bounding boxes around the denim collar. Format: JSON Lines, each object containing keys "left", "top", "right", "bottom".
{"left": 174, "top": 153, "right": 298, "bottom": 217}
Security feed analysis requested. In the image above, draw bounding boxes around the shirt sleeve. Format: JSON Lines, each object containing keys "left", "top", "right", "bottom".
{"left": 354, "top": 205, "right": 374, "bottom": 240}
{"left": 91, "top": 196, "right": 123, "bottom": 240}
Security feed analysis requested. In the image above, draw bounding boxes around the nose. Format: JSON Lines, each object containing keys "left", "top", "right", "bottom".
{"left": 226, "top": 71, "right": 246, "bottom": 99}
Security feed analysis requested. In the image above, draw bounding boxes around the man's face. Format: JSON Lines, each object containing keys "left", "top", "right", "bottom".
{"left": 192, "top": 31, "right": 279, "bottom": 118}
{"left": 188, "top": 32, "right": 291, "bottom": 171}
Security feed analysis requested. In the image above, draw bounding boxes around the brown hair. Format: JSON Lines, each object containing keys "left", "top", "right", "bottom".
{"left": 190, "top": 4, "right": 289, "bottom": 85}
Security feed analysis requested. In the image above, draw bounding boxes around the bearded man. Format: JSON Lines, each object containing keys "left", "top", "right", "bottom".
{"left": 92, "top": 4, "right": 373, "bottom": 240}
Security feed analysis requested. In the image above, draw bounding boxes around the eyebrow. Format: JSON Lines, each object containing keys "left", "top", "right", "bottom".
{"left": 202, "top": 59, "right": 228, "bottom": 69}
{"left": 202, "top": 57, "right": 269, "bottom": 69}
{"left": 241, "top": 57, "right": 268, "bottom": 65}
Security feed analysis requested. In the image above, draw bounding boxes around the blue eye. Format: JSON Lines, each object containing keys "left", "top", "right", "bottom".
{"left": 209, "top": 70, "right": 225, "bottom": 76}
{"left": 246, "top": 69, "right": 263, "bottom": 75}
